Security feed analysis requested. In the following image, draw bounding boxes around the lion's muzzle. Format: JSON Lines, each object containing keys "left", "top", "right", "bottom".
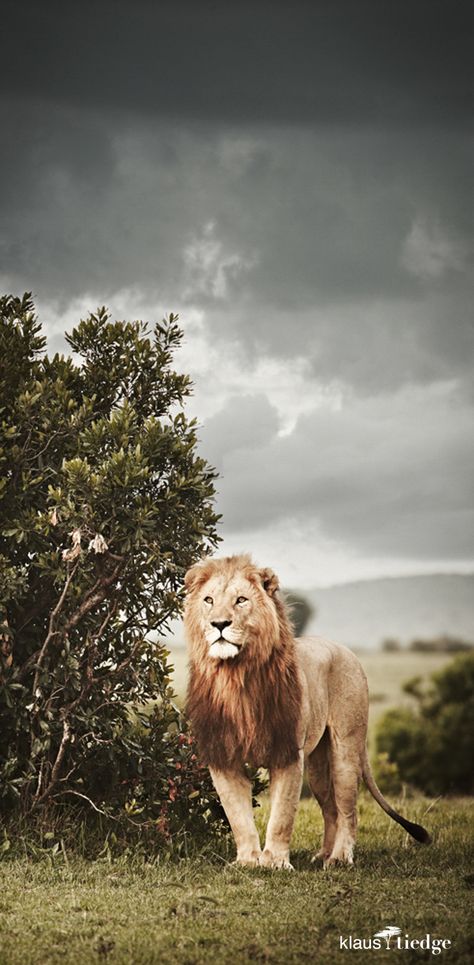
{"left": 205, "top": 618, "right": 244, "bottom": 659}
{"left": 208, "top": 640, "right": 241, "bottom": 660}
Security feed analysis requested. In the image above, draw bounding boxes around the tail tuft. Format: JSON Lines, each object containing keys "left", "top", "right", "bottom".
{"left": 362, "top": 751, "right": 431, "bottom": 844}
{"left": 397, "top": 815, "right": 432, "bottom": 844}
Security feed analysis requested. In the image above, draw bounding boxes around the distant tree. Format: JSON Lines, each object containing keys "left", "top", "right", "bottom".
{"left": 375, "top": 651, "right": 474, "bottom": 795}
{"left": 381, "top": 637, "right": 402, "bottom": 652}
{"left": 285, "top": 591, "right": 315, "bottom": 637}
{"left": 0, "top": 293, "right": 225, "bottom": 838}
{"left": 409, "top": 635, "right": 473, "bottom": 654}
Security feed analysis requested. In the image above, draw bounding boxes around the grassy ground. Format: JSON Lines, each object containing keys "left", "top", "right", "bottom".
{"left": 1, "top": 797, "right": 473, "bottom": 964}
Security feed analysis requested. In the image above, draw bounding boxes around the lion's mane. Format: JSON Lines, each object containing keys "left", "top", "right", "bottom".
{"left": 184, "top": 555, "right": 303, "bottom": 771}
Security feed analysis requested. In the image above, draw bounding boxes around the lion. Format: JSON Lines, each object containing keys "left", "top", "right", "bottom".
{"left": 184, "top": 555, "right": 430, "bottom": 869}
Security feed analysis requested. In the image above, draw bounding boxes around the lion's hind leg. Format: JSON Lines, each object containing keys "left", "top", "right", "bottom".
{"left": 324, "top": 727, "right": 362, "bottom": 867}
{"left": 307, "top": 728, "right": 338, "bottom": 863}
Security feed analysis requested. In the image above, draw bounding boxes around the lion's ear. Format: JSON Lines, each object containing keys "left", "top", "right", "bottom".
{"left": 184, "top": 563, "right": 204, "bottom": 593}
{"left": 259, "top": 567, "right": 279, "bottom": 596}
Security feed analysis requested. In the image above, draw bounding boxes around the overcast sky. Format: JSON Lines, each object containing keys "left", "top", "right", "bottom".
{"left": 2, "top": 0, "right": 473, "bottom": 587}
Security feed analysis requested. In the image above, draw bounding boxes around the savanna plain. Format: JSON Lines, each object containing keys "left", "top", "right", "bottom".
{"left": 1, "top": 651, "right": 472, "bottom": 965}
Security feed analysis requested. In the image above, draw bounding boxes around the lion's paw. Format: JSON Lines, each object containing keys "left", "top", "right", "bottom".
{"left": 311, "top": 849, "right": 329, "bottom": 865}
{"left": 233, "top": 850, "right": 262, "bottom": 868}
{"left": 323, "top": 852, "right": 354, "bottom": 869}
{"left": 260, "top": 849, "right": 294, "bottom": 870}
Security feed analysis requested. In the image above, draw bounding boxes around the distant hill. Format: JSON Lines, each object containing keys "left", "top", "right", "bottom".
{"left": 303, "top": 574, "right": 474, "bottom": 650}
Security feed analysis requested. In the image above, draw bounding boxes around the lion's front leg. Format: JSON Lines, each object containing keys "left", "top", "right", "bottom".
{"left": 261, "top": 752, "right": 304, "bottom": 870}
{"left": 209, "top": 766, "right": 262, "bottom": 866}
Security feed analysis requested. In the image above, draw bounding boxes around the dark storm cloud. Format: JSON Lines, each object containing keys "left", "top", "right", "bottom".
{"left": 202, "top": 386, "right": 474, "bottom": 560}
{"left": 2, "top": 110, "right": 470, "bottom": 295}
{"left": 2, "top": 2, "right": 471, "bottom": 353}
{"left": 2, "top": 1, "right": 471, "bottom": 126}
{"left": 201, "top": 395, "right": 280, "bottom": 468}
{"left": 220, "top": 290, "right": 474, "bottom": 396}
{"left": 1, "top": 107, "right": 471, "bottom": 397}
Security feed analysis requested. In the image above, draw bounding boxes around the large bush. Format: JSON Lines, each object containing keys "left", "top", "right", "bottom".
{"left": 375, "top": 651, "right": 474, "bottom": 795}
{"left": 0, "top": 293, "right": 225, "bottom": 839}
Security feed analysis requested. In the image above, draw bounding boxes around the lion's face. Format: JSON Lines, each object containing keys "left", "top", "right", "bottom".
{"left": 184, "top": 555, "right": 280, "bottom": 662}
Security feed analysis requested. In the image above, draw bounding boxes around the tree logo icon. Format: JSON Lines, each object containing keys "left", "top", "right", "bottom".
{"left": 374, "top": 926, "right": 402, "bottom": 947}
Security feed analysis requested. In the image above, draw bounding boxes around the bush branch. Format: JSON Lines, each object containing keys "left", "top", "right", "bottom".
{"left": 32, "top": 561, "right": 80, "bottom": 694}
{"left": 32, "top": 718, "right": 71, "bottom": 809}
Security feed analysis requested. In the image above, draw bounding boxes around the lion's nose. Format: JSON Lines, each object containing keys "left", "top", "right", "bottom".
{"left": 211, "top": 620, "right": 232, "bottom": 633}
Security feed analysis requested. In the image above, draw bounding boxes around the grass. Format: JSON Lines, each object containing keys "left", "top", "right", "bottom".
{"left": 1, "top": 797, "right": 473, "bottom": 964}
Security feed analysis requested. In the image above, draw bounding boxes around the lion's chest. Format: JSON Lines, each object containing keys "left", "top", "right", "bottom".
{"left": 207, "top": 687, "right": 298, "bottom": 770}
{"left": 188, "top": 655, "right": 302, "bottom": 772}
{"left": 212, "top": 689, "right": 270, "bottom": 764}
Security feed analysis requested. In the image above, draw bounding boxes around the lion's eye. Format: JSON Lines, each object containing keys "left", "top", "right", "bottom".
{"left": 204, "top": 596, "right": 213, "bottom": 605}
{"left": 236, "top": 596, "right": 248, "bottom": 605}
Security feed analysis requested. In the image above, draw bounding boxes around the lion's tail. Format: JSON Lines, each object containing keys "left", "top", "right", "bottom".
{"left": 362, "top": 749, "right": 431, "bottom": 844}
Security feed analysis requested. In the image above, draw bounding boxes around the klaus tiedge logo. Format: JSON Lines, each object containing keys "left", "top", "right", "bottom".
{"left": 339, "top": 925, "right": 452, "bottom": 955}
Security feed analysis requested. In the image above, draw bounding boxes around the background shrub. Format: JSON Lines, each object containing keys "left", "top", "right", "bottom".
{"left": 375, "top": 651, "right": 474, "bottom": 795}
